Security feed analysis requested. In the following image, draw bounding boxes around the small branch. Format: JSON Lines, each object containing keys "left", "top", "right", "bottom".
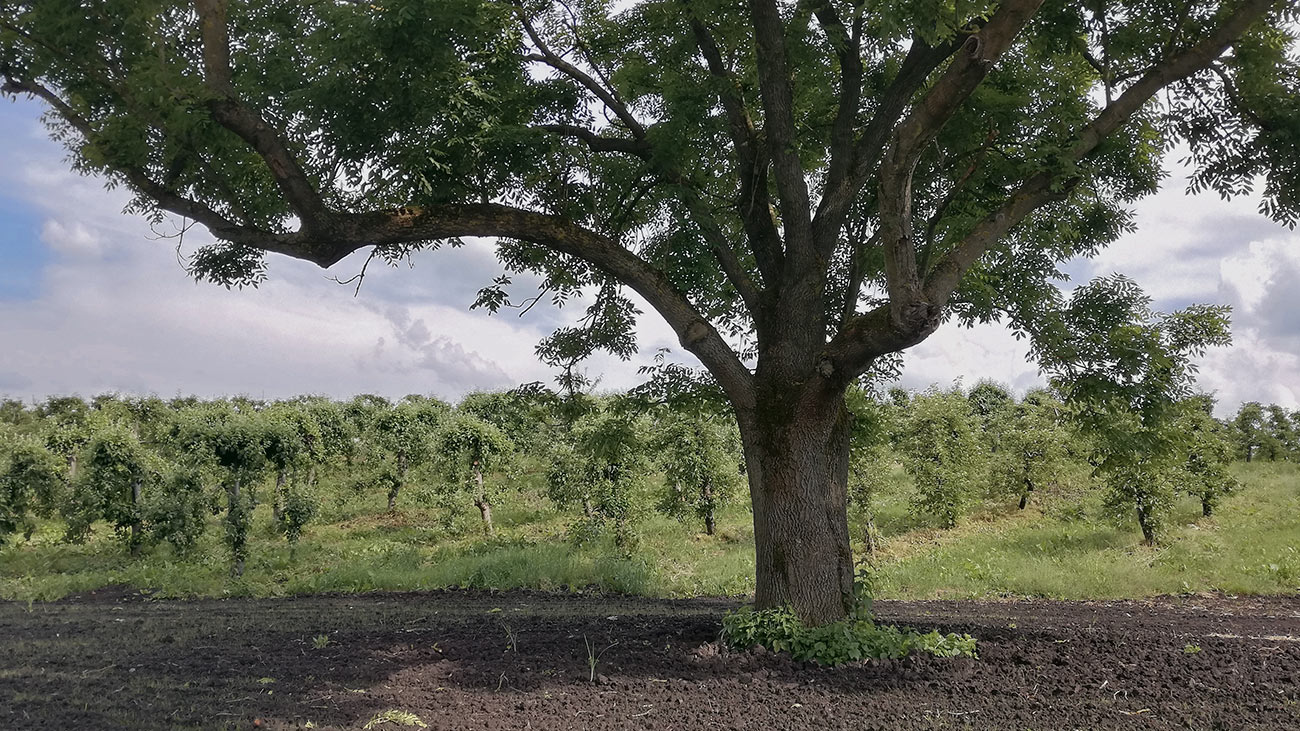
{"left": 515, "top": 3, "right": 646, "bottom": 139}
{"left": 536, "top": 124, "right": 651, "bottom": 157}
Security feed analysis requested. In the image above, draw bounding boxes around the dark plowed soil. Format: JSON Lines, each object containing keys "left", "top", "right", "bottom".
{"left": 2, "top": 589, "right": 1297, "bottom": 730}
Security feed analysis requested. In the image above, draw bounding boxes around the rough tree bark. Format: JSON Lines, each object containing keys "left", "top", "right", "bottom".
{"left": 738, "top": 388, "right": 856, "bottom": 625}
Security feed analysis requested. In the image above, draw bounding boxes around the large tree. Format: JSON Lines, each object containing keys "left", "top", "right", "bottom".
{"left": 3, "top": 0, "right": 1297, "bottom": 624}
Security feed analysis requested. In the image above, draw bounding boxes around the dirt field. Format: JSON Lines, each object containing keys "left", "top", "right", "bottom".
{"left": 1, "top": 588, "right": 1297, "bottom": 730}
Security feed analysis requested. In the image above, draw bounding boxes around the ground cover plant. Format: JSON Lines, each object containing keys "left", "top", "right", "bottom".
{"left": 4, "top": 0, "right": 1299, "bottom": 626}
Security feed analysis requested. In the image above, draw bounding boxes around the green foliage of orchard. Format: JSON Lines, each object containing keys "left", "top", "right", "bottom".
{"left": 897, "top": 387, "right": 988, "bottom": 528}
{"left": 1032, "top": 276, "right": 1234, "bottom": 544}
{"left": 649, "top": 410, "right": 742, "bottom": 536}
{"left": 0, "top": 376, "right": 1285, "bottom": 604}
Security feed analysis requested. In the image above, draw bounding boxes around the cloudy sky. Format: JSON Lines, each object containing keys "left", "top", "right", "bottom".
{"left": 0, "top": 98, "right": 1296, "bottom": 416}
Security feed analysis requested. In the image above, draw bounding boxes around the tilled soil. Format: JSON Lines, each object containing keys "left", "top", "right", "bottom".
{"left": 1, "top": 588, "right": 1297, "bottom": 730}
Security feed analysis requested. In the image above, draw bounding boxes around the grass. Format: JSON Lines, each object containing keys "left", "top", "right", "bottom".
{"left": 0, "top": 463, "right": 1296, "bottom": 603}
{"left": 869, "top": 461, "right": 1300, "bottom": 598}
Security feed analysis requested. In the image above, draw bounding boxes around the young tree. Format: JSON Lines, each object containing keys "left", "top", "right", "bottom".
{"left": 1263, "top": 404, "right": 1299, "bottom": 461}
{"left": 989, "top": 390, "right": 1072, "bottom": 510}
{"left": 174, "top": 407, "right": 268, "bottom": 576}
{"left": 68, "top": 424, "right": 159, "bottom": 553}
{"left": 259, "top": 404, "right": 320, "bottom": 523}
{"left": 459, "top": 390, "right": 553, "bottom": 458}
{"left": 967, "top": 380, "right": 1014, "bottom": 430}
{"left": 844, "top": 385, "right": 896, "bottom": 555}
{"left": 1230, "top": 402, "right": 1271, "bottom": 462}
{"left": 1034, "top": 276, "right": 1232, "bottom": 545}
{"left": 650, "top": 410, "right": 742, "bottom": 536}
{"left": 0, "top": 436, "right": 65, "bottom": 545}
{"left": 551, "top": 409, "right": 649, "bottom": 549}
{"left": 1179, "top": 402, "right": 1239, "bottom": 517}
{"left": 897, "top": 387, "right": 987, "bottom": 529}
{"left": 5, "top": 0, "right": 1296, "bottom": 623}
{"left": 364, "top": 402, "right": 438, "bottom": 512}
{"left": 144, "top": 466, "right": 210, "bottom": 555}
{"left": 430, "top": 411, "right": 515, "bottom": 534}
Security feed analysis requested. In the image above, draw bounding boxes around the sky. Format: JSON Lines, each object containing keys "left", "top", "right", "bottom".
{"left": 0, "top": 97, "right": 1297, "bottom": 417}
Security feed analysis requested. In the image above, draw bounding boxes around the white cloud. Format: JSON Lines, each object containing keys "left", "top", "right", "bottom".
{"left": 40, "top": 220, "right": 103, "bottom": 257}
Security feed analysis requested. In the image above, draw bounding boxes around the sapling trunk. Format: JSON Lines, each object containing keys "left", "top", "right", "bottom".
{"left": 229, "top": 478, "right": 245, "bottom": 578}
{"left": 702, "top": 479, "right": 716, "bottom": 536}
{"left": 473, "top": 467, "right": 494, "bottom": 535}
{"left": 130, "top": 478, "right": 142, "bottom": 556}
{"left": 388, "top": 455, "right": 407, "bottom": 512}
{"left": 273, "top": 469, "right": 288, "bottom": 523}
{"left": 1136, "top": 502, "right": 1156, "bottom": 547}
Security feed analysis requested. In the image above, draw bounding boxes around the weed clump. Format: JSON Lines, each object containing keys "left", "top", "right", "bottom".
{"left": 721, "top": 605, "right": 976, "bottom": 665}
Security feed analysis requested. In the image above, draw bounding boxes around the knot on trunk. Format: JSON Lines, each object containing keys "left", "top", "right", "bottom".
{"left": 679, "top": 319, "right": 711, "bottom": 348}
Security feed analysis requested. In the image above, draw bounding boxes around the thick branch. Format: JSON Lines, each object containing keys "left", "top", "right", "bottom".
{"left": 923, "top": 0, "right": 1283, "bottom": 306}
{"left": 827, "top": 0, "right": 1281, "bottom": 380}
{"left": 536, "top": 124, "right": 652, "bottom": 156}
{"left": 748, "top": 0, "right": 814, "bottom": 255}
{"left": 676, "top": 189, "right": 764, "bottom": 315}
{"left": 194, "top": 0, "right": 331, "bottom": 229}
{"left": 813, "top": 36, "right": 960, "bottom": 254}
{"left": 877, "top": 0, "right": 1043, "bottom": 325}
{"left": 538, "top": 122, "right": 763, "bottom": 318}
{"left": 1, "top": 74, "right": 288, "bottom": 252}
{"left": 811, "top": 0, "right": 864, "bottom": 228}
{"left": 688, "top": 13, "right": 784, "bottom": 285}
{"left": 339, "top": 205, "right": 756, "bottom": 406}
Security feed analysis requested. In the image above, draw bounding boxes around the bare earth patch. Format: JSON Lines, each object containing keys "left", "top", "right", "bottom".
{"left": 1, "top": 590, "right": 1297, "bottom": 730}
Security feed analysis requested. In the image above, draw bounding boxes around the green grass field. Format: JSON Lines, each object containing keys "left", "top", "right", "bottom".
{"left": 2, "top": 462, "right": 1296, "bottom": 602}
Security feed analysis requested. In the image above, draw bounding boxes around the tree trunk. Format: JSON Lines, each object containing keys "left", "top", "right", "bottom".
{"left": 702, "top": 479, "right": 716, "bottom": 536}
{"left": 864, "top": 514, "right": 878, "bottom": 557}
{"left": 389, "top": 456, "right": 407, "bottom": 512}
{"left": 1202, "top": 499, "right": 1213, "bottom": 518}
{"left": 273, "top": 469, "right": 288, "bottom": 524}
{"left": 738, "top": 393, "right": 855, "bottom": 626}
{"left": 473, "top": 467, "right": 494, "bottom": 535}
{"left": 1136, "top": 503, "right": 1156, "bottom": 546}
{"left": 130, "top": 478, "right": 142, "bottom": 556}
{"left": 229, "top": 478, "right": 245, "bottom": 578}
{"left": 1019, "top": 456, "right": 1033, "bottom": 510}
{"left": 581, "top": 497, "right": 594, "bottom": 518}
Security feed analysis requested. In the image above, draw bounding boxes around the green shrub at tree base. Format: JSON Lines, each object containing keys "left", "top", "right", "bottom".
{"left": 721, "top": 606, "right": 977, "bottom": 665}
